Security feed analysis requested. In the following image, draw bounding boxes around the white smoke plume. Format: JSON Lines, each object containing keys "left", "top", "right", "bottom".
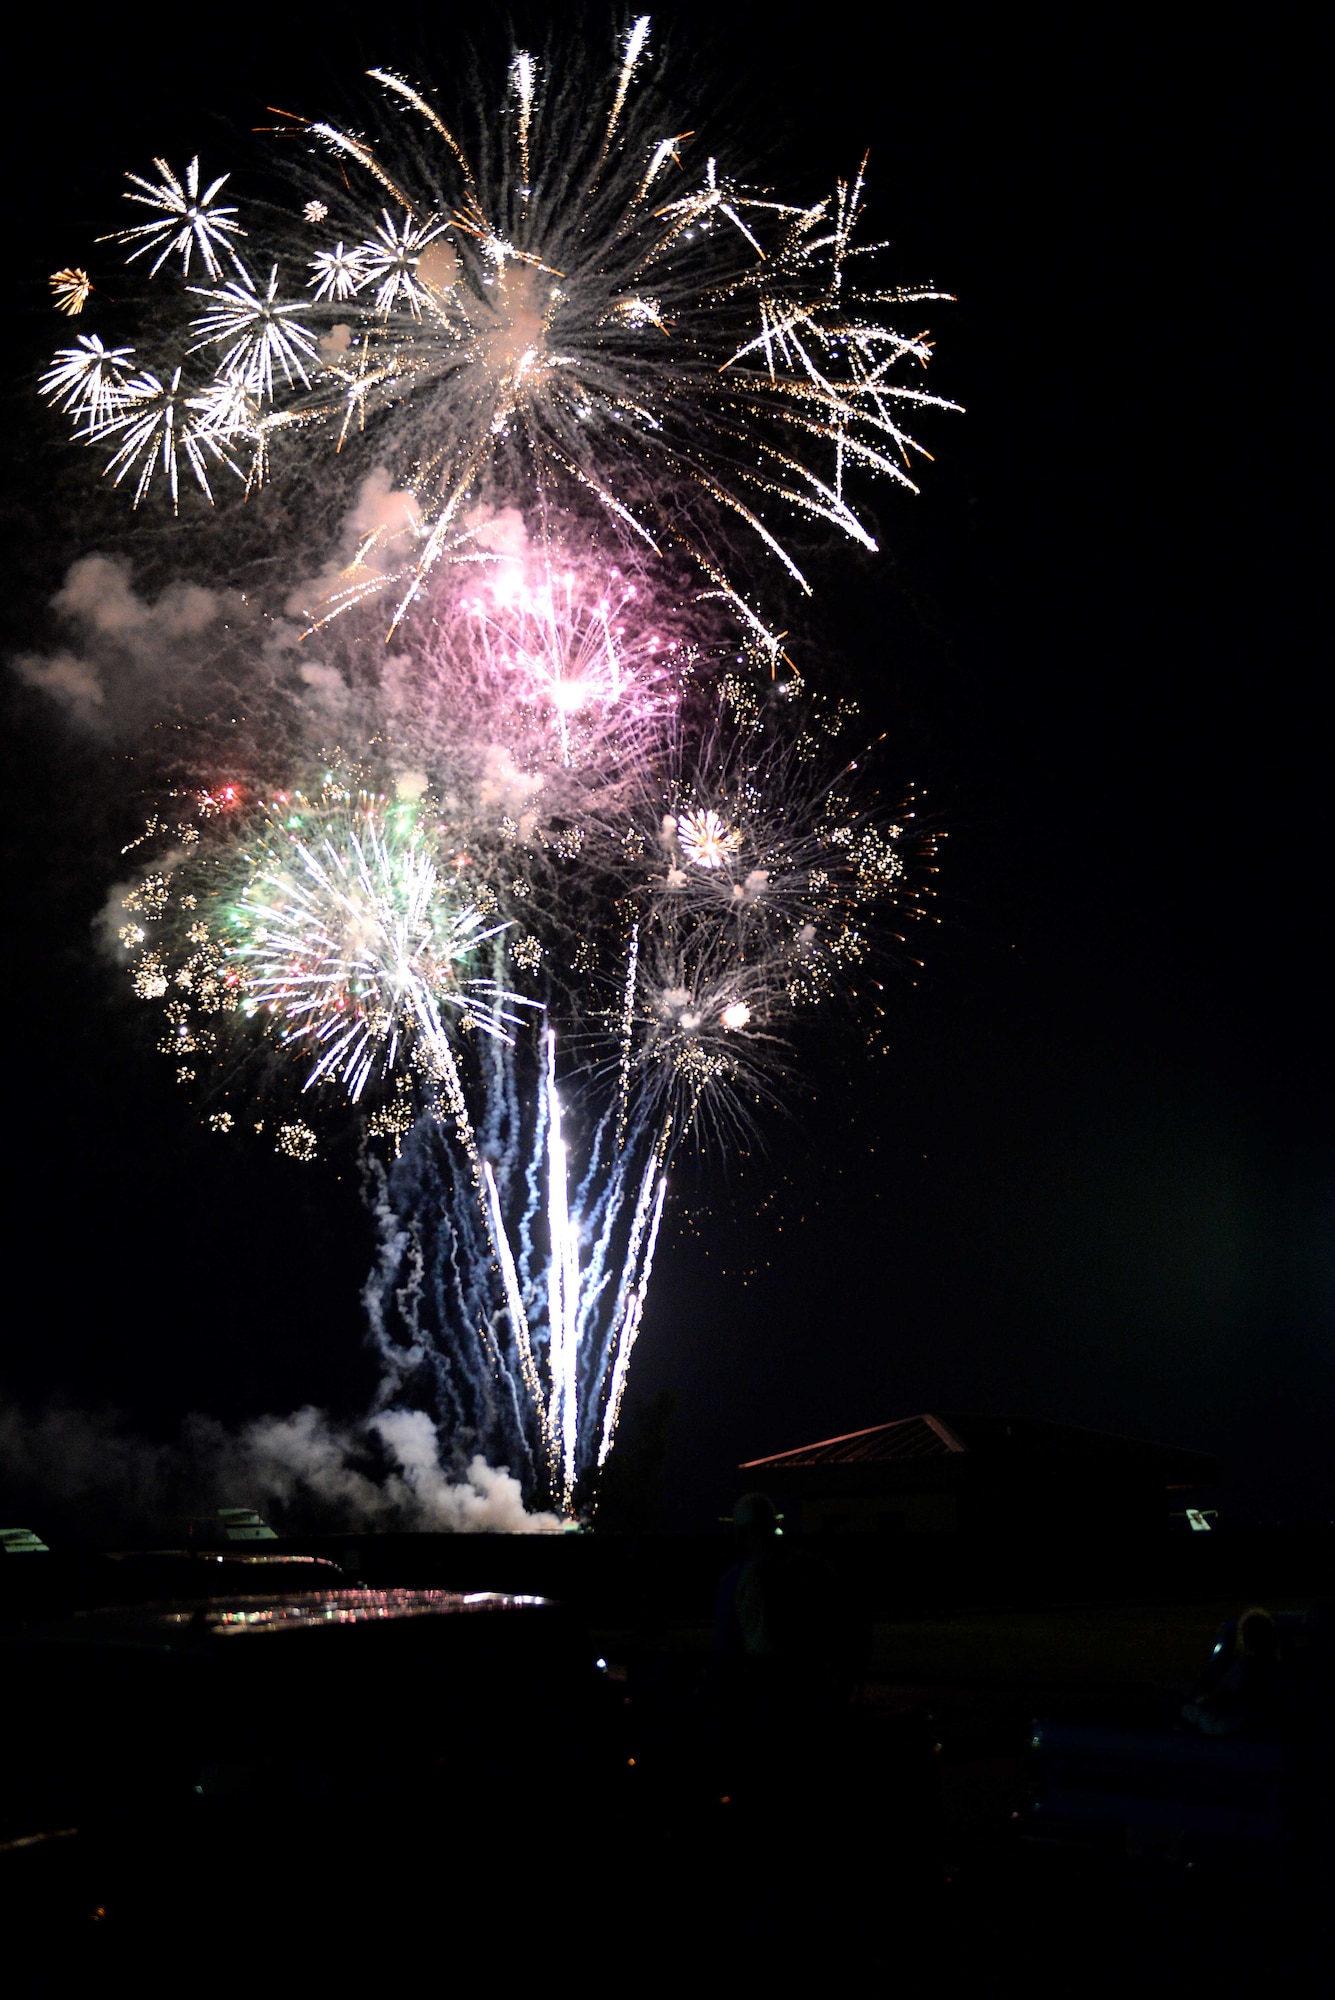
{"left": 0, "top": 1394, "right": 564, "bottom": 1537}
{"left": 477, "top": 742, "right": 546, "bottom": 815}
{"left": 9, "top": 547, "right": 392, "bottom": 775}
{"left": 284, "top": 465, "right": 421, "bottom": 623}
{"left": 283, "top": 486, "right": 530, "bottom": 629}
{"left": 345, "top": 465, "right": 421, "bottom": 547}
{"left": 12, "top": 555, "right": 223, "bottom": 735}
{"left": 13, "top": 649, "right": 106, "bottom": 723}
{"left": 463, "top": 503, "right": 529, "bottom": 558}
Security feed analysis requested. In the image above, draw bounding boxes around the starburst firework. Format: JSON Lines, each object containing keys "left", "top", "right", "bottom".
{"left": 226, "top": 794, "right": 526, "bottom": 1101}
{"left": 187, "top": 264, "right": 322, "bottom": 399}
{"left": 102, "top": 155, "right": 245, "bottom": 279}
{"left": 49, "top": 268, "right": 92, "bottom": 315}
{"left": 43, "top": 19, "right": 956, "bottom": 638}
{"left": 40, "top": 334, "right": 135, "bottom": 427}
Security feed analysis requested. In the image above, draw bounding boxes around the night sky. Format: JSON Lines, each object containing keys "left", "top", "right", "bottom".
{"left": 1, "top": 3, "right": 1326, "bottom": 1530}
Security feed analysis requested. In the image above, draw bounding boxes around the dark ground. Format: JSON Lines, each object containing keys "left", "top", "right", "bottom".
{"left": 3, "top": 1523, "right": 1332, "bottom": 1986}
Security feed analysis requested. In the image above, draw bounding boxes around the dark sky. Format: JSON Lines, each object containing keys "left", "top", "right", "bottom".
{"left": 1, "top": 3, "right": 1327, "bottom": 1529}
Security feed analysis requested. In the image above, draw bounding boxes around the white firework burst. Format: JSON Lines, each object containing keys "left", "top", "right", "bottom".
{"left": 102, "top": 156, "right": 245, "bottom": 280}
{"left": 674, "top": 807, "right": 741, "bottom": 870}
{"left": 354, "top": 210, "right": 453, "bottom": 314}
{"left": 40, "top": 334, "right": 135, "bottom": 428}
{"left": 49, "top": 268, "right": 92, "bottom": 315}
{"left": 187, "top": 371, "right": 264, "bottom": 443}
{"left": 308, "top": 241, "right": 369, "bottom": 303}
{"left": 98, "top": 365, "right": 238, "bottom": 508}
{"left": 633, "top": 929, "right": 786, "bottom": 1149}
{"left": 188, "top": 264, "right": 320, "bottom": 400}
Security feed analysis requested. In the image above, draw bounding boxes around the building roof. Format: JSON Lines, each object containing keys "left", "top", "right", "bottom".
{"left": 740, "top": 1413, "right": 1217, "bottom": 1483}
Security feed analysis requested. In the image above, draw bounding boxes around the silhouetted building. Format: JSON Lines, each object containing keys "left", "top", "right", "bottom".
{"left": 741, "top": 1413, "right": 1217, "bottom": 1536}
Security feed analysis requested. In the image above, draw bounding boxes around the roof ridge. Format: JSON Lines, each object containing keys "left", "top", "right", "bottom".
{"left": 740, "top": 1412, "right": 933, "bottom": 1467}
{"left": 921, "top": 1413, "right": 967, "bottom": 1454}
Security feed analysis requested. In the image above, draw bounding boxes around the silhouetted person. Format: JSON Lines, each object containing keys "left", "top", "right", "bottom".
{"left": 711, "top": 1495, "right": 871, "bottom": 1859}
{"left": 1182, "top": 1606, "right": 1289, "bottom": 1738}
{"left": 714, "top": 1492, "right": 846, "bottom": 1693}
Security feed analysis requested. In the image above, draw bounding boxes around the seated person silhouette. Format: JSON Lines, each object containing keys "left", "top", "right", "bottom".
{"left": 1181, "top": 1606, "right": 1289, "bottom": 1739}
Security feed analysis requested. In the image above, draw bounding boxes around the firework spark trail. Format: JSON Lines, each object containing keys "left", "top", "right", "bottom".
{"left": 361, "top": 1025, "right": 683, "bottom": 1500}
{"left": 541, "top": 1029, "right": 581, "bottom": 1501}
{"left": 571, "top": 1109, "right": 641, "bottom": 1367}
{"left": 476, "top": 967, "right": 539, "bottom": 1415}
{"left": 368, "top": 1110, "right": 552, "bottom": 1481}
{"left": 588, "top": 1137, "right": 663, "bottom": 1436}
{"left": 601, "top": 15, "right": 652, "bottom": 162}
{"left": 615, "top": 922, "right": 639, "bottom": 1149}
{"left": 363, "top": 1138, "right": 465, "bottom": 1429}
{"left": 481, "top": 1155, "right": 544, "bottom": 1435}
{"left": 598, "top": 1166, "right": 668, "bottom": 1468}
{"left": 486, "top": 1042, "right": 670, "bottom": 1501}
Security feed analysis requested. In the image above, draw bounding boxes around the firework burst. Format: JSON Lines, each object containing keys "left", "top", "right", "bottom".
{"left": 49, "top": 268, "right": 93, "bottom": 316}
{"left": 102, "top": 156, "right": 245, "bottom": 280}
{"left": 39, "top": 25, "right": 954, "bottom": 1517}
{"left": 396, "top": 538, "right": 693, "bottom": 797}
{"left": 224, "top": 793, "right": 526, "bottom": 1102}
{"left": 43, "top": 20, "right": 956, "bottom": 635}
{"left": 119, "top": 781, "right": 542, "bottom": 1111}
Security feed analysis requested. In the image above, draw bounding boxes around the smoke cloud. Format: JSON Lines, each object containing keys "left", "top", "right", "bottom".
{"left": 8, "top": 547, "right": 391, "bottom": 778}
{"left": 464, "top": 503, "right": 529, "bottom": 558}
{"left": 12, "top": 555, "right": 224, "bottom": 736}
{"left": 0, "top": 1394, "right": 564, "bottom": 1539}
{"left": 284, "top": 466, "right": 421, "bottom": 623}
